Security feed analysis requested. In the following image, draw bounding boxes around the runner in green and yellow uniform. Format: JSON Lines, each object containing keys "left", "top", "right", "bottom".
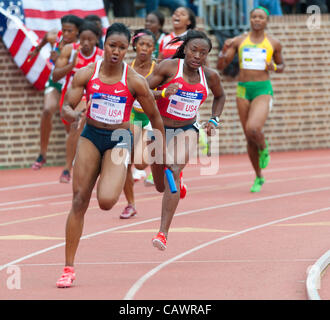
{"left": 217, "top": 6, "right": 285, "bottom": 192}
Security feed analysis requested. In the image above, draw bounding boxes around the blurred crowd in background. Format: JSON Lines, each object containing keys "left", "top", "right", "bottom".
{"left": 102, "top": 0, "right": 330, "bottom": 18}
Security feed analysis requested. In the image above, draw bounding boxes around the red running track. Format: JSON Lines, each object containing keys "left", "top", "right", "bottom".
{"left": 1, "top": 149, "right": 330, "bottom": 300}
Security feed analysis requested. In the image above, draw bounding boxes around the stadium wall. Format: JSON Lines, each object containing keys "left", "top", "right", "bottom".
{"left": 1, "top": 15, "right": 330, "bottom": 168}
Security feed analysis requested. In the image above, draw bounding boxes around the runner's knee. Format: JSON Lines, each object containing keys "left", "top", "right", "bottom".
{"left": 72, "top": 192, "right": 90, "bottom": 215}
{"left": 98, "top": 196, "right": 118, "bottom": 211}
{"left": 245, "top": 125, "right": 262, "bottom": 142}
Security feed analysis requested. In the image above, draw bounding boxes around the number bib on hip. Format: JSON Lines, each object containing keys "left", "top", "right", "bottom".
{"left": 167, "top": 90, "right": 203, "bottom": 119}
{"left": 242, "top": 47, "right": 267, "bottom": 70}
{"left": 90, "top": 93, "right": 126, "bottom": 124}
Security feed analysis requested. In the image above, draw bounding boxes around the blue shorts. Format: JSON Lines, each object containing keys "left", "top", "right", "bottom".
{"left": 148, "top": 122, "right": 200, "bottom": 145}
{"left": 81, "top": 123, "right": 133, "bottom": 157}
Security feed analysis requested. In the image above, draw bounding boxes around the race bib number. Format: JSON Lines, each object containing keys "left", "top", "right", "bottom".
{"left": 90, "top": 93, "right": 126, "bottom": 124}
{"left": 242, "top": 47, "right": 267, "bottom": 70}
{"left": 167, "top": 90, "right": 203, "bottom": 119}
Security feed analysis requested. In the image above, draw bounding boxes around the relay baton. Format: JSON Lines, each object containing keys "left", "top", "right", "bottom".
{"left": 165, "top": 168, "right": 177, "bottom": 193}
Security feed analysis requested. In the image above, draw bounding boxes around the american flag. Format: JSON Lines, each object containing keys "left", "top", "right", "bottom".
{"left": 92, "top": 103, "right": 107, "bottom": 116}
{"left": 169, "top": 99, "right": 185, "bottom": 111}
{"left": 0, "top": 0, "right": 108, "bottom": 90}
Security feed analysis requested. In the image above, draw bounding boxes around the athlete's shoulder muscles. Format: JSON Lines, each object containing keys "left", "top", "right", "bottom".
{"left": 147, "top": 59, "right": 177, "bottom": 89}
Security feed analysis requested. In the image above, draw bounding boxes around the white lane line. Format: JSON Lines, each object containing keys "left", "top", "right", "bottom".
{"left": 186, "top": 163, "right": 330, "bottom": 182}
{"left": 124, "top": 206, "right": 330, "bottom": 300}
{"left": 0, "top": 204, "right": 42, "bottom": 212}
{"left": 0, "top": 193, "right": 72, "bottom": 207}
{"left": 0, "top": 181, "right": 59, "bottom": 192}
{"left": 1, "top": 155, "right": 330, "bottom": 193}
{"left": 2, "top": 162, "right": 330, "bottom": 209}
{"left": 17, "top": 258, "right": 317, "bottom": 267}
{"left": 1, "top": 185, "right": 330, "bottom": 273}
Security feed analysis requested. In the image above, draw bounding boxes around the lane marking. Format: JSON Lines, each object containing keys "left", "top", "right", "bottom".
{"left": 0, "top": 204, "right": 42, "bottom": 212}
{"left": 1, "top": 157, "right": 330, "bottom": 193}
{"left": 16, "top": 258, "right": 317, "bottom": 267}
{"left": 0, "top": 235, "right": 64, "bottom": 240}
{"left": 1, "top": 185, "right": 330, "bottom": 273}
{"left": 2, "top": 170, "right": 330, "bottom": 225}
{"left": 1, "top": 162, "right": 330, "bottom": 210}
{"left": 115, "top": 227, "right": 233, "bottom": 233}
{"left": 124, "top": 206, "right": 330, "bottom": 300}
{"left": 275, "top": 222, "right": 330, "bottom": 227}
{"left": 0, "top": 181, "right": 59, "bottom": 192}
{"left": 187, "top": 163, "right": 330, "bottom": 182}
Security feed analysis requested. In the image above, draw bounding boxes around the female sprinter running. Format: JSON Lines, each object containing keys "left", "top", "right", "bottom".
{"left": 30, "top": 15, "right": 82, "bottom": 171}
{"left": 52, "top": 21, "right": 103, "bottom": 183}
{"left": 217, "top": 6, "right": 285, "bottom": 192}
{"left": 147, "top": 30, "right": 226, "bottom": 251}
{"left": 56, "top": 23, "right": 168, "bottom": 288}
{"left": 120, "top": 29, "right": 157, "bottom": 219}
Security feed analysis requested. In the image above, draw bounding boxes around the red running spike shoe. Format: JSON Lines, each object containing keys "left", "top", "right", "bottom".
{"left": 56, "top": 266, "right": 75, "bottom": 288}
{"left": 152, "top": 232, "right": 167, "bottom": 251}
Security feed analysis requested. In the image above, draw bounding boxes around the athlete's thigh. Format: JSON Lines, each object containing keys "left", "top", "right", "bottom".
{"left": 247, "top": 95, "right": 271, "bottom": 129}
{"left": 44, "top": 88, "right": 61, "bottom": 113}
{"left": 97, "top": 147, "right": 130, "bottom": 199}
{"left": 236, "top": 97, "right": 251, "bottom": 133}
{"left": 167, "top": 129, "right": 198, "bottom": 173}
{"left": 72, "top": 136, "right": 101, "bottom": 196}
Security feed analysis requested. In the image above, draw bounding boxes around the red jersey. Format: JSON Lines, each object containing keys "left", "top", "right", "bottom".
{"left": 59, "top": 44, "right": 103, "bottom": 124}
{"left": 159, "top": 31, "right": 187, "bottom": 60}
{"left": 61, "top": 43, "right": 104, "bottom": 103}
{"left": 157, "top": 59, "right": 209, "bottom": 121}
{"left": 85, "top": 60, "right": 135, "bottom": 125}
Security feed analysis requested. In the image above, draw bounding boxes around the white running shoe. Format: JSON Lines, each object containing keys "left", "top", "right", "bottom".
{"left": 132, "top": 168, "right": 147, "bottom": 182}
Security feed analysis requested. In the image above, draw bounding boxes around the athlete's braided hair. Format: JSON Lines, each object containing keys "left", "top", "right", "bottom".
{"left": 170, "top": 30, "right": 212, "bottom": 59}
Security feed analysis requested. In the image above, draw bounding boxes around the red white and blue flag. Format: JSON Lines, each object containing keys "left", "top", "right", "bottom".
{"left": 0, "top": 0, "right": 108, "bottom": 90}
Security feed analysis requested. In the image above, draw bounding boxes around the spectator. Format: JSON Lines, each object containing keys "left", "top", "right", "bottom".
{"left": 281, "top": 0, "right": 300, "bottom": 14}
{"left": 144, "top": 0, "right": 189, "bottom": 14}
{"left": 254, "top": 0, "right": 283, "bottom": 15}
{"left": 103, "top": 0, "right": 136, "bottom": 17}
{"left": 306, "top": 0, "right": 328, "bottom": 13}
{"left": 158, "top": 6, "right": 196, "bottom": 60}
{"left": 145, "top": 10, "right": 167, "bottom": 60}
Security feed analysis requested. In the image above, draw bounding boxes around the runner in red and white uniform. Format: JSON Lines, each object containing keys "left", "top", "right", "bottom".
{"left": 30, "top": 15, "right": 82, "bottom": 170}
{"left": 52, "top": 21, "right": 103, "bottom": 183}
{"left": 56, "top": 23, "right": 170, "bottom": 288}
{"left": 147, "top": 30, "right": 226, "bottom": 251}
{"left": 158, "top": 6, "right": 196, "bottom": 60}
